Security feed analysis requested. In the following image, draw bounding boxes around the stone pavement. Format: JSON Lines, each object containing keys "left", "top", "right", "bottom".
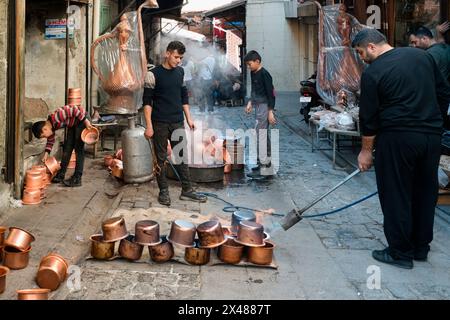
{"left": 50, "top": 93, "right": 450, "bottom": 300}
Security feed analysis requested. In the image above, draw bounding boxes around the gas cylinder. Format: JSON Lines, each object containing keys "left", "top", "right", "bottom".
{"left": 121, "top": 117, "right": 153, "bottom": 183}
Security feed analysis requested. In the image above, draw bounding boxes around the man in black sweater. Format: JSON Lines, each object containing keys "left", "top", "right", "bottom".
{"left": 352, "top": 28, "right": 450, "bottom": 269}
{"left": 143, "top": 41, "right": 206, "bottom": 206}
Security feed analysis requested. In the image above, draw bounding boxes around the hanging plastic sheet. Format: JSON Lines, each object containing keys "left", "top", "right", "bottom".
{"left": 317, "top": 4, "right": 367, "bottom": 106}
{"left": 91, "top": 11, "right": 147, "bottom": 114}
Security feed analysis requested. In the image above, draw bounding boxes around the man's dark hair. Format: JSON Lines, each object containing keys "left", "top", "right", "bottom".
{"left": 244, "top": 50, "right": 262, "bottom": 63}
{"left": 411, "top": 26, "right": 434, "bottom": 39}
{"left": 32, "top": 121, "right": 46, "bottom": 139}
{"left": 351, "top": 28, "right": 387, "bottom": 48}
{"left": 166, "top": 41, "right": 186, "bottom": 54}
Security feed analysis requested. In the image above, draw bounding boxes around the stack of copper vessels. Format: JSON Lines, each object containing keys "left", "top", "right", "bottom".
{"left": 67, "top": 87, "right": 82, "bottom": 106}
{"left": 22, "top": 165, "right": 51, "bottom": 205}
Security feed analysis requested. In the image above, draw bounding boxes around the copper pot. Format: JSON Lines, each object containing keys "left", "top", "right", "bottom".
{"left": 4, "top": 227, "right": 35, "bottom": 252}
{"left": 31, "top": 165, "right": 47, "bottom": 179}
{"left": 81, "top": 127, "right": 99, "bottom": 145}
{"left": 197, "top": 220, "right": 227, "bottom": 248}
{"left": 3, "top": 246, "right": 31, "bottom": 270}
{"left": 0, "top": 266, "right": 9, "bottom": 294}
{"left": 247, "top": 241, "right": 275, "bottom": 265}
{"left": 22, "top": 188, "right": 42, "bottom": 205}
{"left": 110, "top": 159, "right": 123, "bottom": 179}
{"left": 167, "top": 220, "right": 196, "bottom": 248}
{"left": 0, "top": 226, "right": 7, "bottom": 246}
{"left": 90, "top": 234, "right": 115, "bottom": 260}
{"left": 118, "top": 235, "right": 143, "bottom": 261}
{"left": 218, "top": 238, "right": 244, "bottom": 264}
{"left": 149, "top": 236, "right": 174, "bottom": 263}
{"left": 0, "top": 245, "right": 4, "bottom": 263}
{"left": 44, "top": 156, "right": 61, "bottom": 176}
{"left": 101, "top": 216, "right": 129, "bottom": 242}
{"left": 135, "top": 220, "right": 161, "bottom": 246}
{"left": 104, "top": 155, "right": 114, "bottom": 167}
{"left": 231, "top": 211, "right": 256, "bottom": 234}
{"left": 36, "top": 253, "right": 69, "bottom": 291}
{"left": 25, "top": 171, "right": 44, "bottom": 190}
{"left": 184, "top": 240, "right": 210, "bottom": 265}
{"left": 235, "top": 221, "right": 265, "bottom": 247}
{"left": 17, "top": 288, "right": 50, "bottom": 300}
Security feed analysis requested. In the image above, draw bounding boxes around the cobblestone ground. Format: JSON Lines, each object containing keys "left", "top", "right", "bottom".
{"left": 56, "top": 94, "right": 450, "bottom": 300}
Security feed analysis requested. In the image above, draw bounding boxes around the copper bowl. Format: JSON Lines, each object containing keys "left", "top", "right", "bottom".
{"left": 17, "top": 288, "right": 50, "bottom": 300}
{"left": 36, "top": 253, "right": 69, "bottom": 291}
{"left": 0, "top": 266, "right": 9, "bottom": 294}
{"left": 231, "top": 211, "right": 256, "bottom": 234}
{"left": 44, "top": 156, "right": 61, "bottom": 176}
{"left": 135, "top": 220, "right": 161, "bottom": 246}
{"left": 197, "top": 220, "right": 227, "bottom": 248}
{"left": 247, "top": 241, "right": 275, "bottom": 265}
{"left": 118, "top": 235, "right": 144, "bottom": 261}
{"left": 184, "top": 240, "right": 210, "bottom": 265}
{"left": 101, "top": 216, "right": 129, "bottom": 242}
{"left": 4, "top": 227, "right": 35, "bottom": 252}
{"left": 167, "top": 220, "right": 196, "bottom": 248}
{"left": 149, "top": 236, "right": 174, "bottom": 263}
{"left": 22, "top": 188, "right": 42, "bottom": 205}
{"left": 81, "top": 127, "right": 99, "bottom": 145}
{"left": 0, "top": 226, "right": 7, "bottom": 246}
{"left": 218, "top": 238, "right": 244, "bottom": 264}
{"left": 90, "top": 234, "right": 115, "bottom": 260}
{"left": 235, "top": 221, "right": 265, "bottom": 247}
{"left": 3, "top": 246, "right": 31, "bottom": 270}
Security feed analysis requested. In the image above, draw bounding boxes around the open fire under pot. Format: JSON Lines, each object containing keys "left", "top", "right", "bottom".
{"left": 166, "top": 163, "right": 225, "bottom": 183}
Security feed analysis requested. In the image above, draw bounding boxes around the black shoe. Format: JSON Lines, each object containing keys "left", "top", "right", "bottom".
{"left": 251, "top": 165, "right": 260, "bottom": 172}
{"left": 63, "top": 175, "right": 82, "bottom": 187}
{"left": 413, "top": 253, "right": 428, "bottom": 261}
{"left": 180, "top": 189, "right": 207, "bottom": 203}
{"left": 246, "top": 170, "right": 267, "bottom": 180}
{"left": 372, "top": 248, "right": 413, "bottom": 269}
{"left": 52, "top": 171, "right": 65, "bottom": 184}
{"left": 158, "top": 190, "right": 171, "bottom": 206}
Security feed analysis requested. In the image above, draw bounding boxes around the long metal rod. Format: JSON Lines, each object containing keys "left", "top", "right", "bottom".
{"left": 14, "top": 0, "right": 26, "bottom": 199}
{"left": 65, "top": 0, "right": 70, "bottom": 104}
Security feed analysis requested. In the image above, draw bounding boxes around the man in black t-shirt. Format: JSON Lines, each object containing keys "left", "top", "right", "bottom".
{"left": 352, "top": 28, "right": 450, "bottom": 269}
{"left": 143, "top": 41, "right": 207, "bottom": 206}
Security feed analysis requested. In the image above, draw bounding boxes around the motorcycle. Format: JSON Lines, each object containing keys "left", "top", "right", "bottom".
{"left": 299, "top": 72, "right": 321, "bottom": 122}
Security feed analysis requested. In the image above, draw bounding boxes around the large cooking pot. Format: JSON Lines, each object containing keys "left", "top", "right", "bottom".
{"left": 90, "top": 234, "right": 115, "bottom": 260}
{"left": 149, "top": 236, "right": 174, "bottom": 263}
{"left": 2, "top": 246, "right": 31, "bottom": 269}
{"left": 17, "top": 288, "right": 50, "bottom": 300}
{"left": 0, "top": 266, "right": 9, "bottom": 294}
{"left": 36, "top": 253, "right": 69, "bottom": 291}
{"left": 4, "top": 227, "right": 35, "bottom": 252}
{"left": 247, "top": 241, "right": 275, "bottom": 265}
{"left": 184, "top": 240, "right": 210, "bottom": 265}
{"left": 166, "top": 163, "right": 225, "bottom": 183}
{"left": 118, "top": 235, "right": 144, "bottom": 261}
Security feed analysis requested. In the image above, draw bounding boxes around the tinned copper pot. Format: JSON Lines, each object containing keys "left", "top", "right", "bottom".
{"left": 36, "top": 253, "right": 69, "bottom": 291}
{"left": 0, "top": 266, "right": 9, "bottom": 294}
{"left": 118, "top": 235, "right": 143, "bottom": 261}
{"left": 247, "top": 241, "right": 275, "bottom": 265}
{"left": 197, "top": 221, "right": 227, "bottom": 248}
{"left": 0, "top": 226, "right": 7, "bottom": 245}
{"left": 218, "top": 238, "right": 244, "bottom": 264}
{"left": 135, "top": 220, "right": 161, "bottom": 246}
{"left": 231, "top": 211, "right": 256, "bottom": 234}
{"left": 44, "top": 156, "right": 61, "bottom": 176}
{"left": 3, "top": 246, "right": 31, "bottom": 270}
{"left": 90, "top": 234, "right": 115, "bottom": 260}
{"left": 167, "top": 220, "right": 196, "bottom": 248}
{"left": 4, "top": 227, "right": 35, "bottom": 252}
{"left": 235, "top": 221, "right": 265, "bottom": 247}
{"left": 184, "top": 240, "right": 210, "bottom": 265}
{"left": 148, "top": 236, "right": 174, "bottom": 263}
{"left": 101, "top": 216, "right": 129, "bottom": 242}
{"left": 17, "top": 288, "right": 51, "bottom": 300}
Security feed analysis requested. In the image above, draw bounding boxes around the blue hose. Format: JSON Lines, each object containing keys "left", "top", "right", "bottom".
{"left": 167, "top": 156, "right": 379, "bottom": 219}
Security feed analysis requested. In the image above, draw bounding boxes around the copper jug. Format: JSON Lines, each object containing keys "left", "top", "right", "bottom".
{"left": 91, "top": 0, "right": 158, "bottom": 114}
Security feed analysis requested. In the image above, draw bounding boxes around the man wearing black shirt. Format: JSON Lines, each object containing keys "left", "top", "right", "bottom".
{"left": 143, "top": 41, "right": 206, "bottom": 206}
{"left": 352, "top": 28, "right": 450, "bottom": 269}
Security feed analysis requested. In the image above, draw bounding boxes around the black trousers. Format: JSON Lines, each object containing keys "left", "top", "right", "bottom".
{"left": 375, "top": 131, "right": 441, "bottom": 260}
{"left": 152, "top": 121, "right": 192, "bottom": 192}
{"left": 60, "top": 120, "right": 86, "bottom": 177}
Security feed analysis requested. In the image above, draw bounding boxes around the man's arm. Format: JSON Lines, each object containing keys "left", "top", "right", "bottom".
{"left": 143, "top": 104, "right": 154, "bottom": 139}
{"left": 358, "top": 72, "right": 380, "bottom": 172}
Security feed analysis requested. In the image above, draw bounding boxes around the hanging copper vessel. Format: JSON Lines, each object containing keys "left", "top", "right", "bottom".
{"left": 90, "top": 0, "right": 158, "bottom": 114}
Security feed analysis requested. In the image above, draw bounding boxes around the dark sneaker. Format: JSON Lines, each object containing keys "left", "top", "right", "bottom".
{"left": 372, "top": 248, "right": 413, "bottom": 269}
{"left": 251, "top": 165, "right": 260, "bottom": 172}
{"left": 158, "top": 190, "right": 171, "bottom": 206}
{"left": 246, "top": 170, "right": 267, "bottom": 180}
{"left": 52, "top": 171, "right": 65, "bottom": 184}
{"left": 180, "top": 189, "right": 207, "bottom": 203}
{"left": 63, "top": 175, "right": 82, "bottom": 187}
{"left": 414, "top": 253, "right": 428, "bottom": 261}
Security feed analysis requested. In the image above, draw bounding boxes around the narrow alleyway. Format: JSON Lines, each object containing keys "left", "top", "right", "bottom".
{"left": 2, "top": 94, "right": 450, "bottom": 300}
